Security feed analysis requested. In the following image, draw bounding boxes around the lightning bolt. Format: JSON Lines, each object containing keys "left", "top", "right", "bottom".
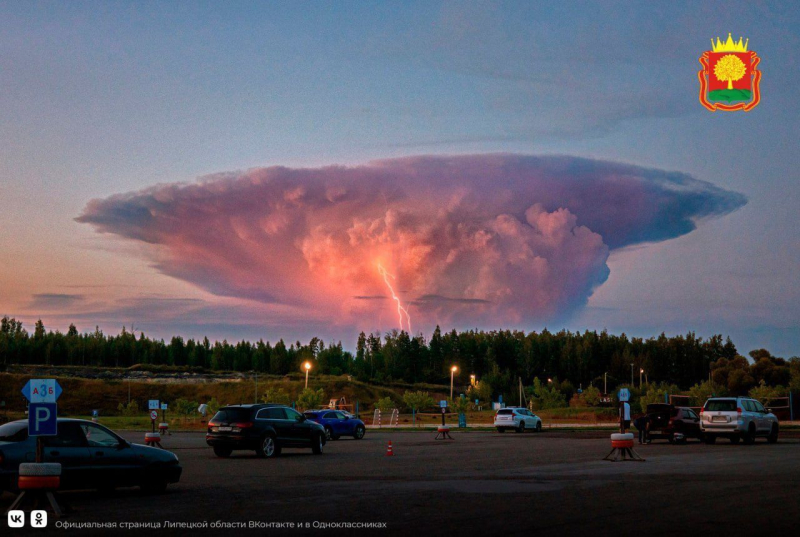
{"left": 377, "top": 263, "right": 412, "bottom": 333}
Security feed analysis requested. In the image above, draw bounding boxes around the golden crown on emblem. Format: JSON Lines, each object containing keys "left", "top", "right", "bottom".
{"left": 711, "top": 33, "right": 749, "bottom": 53}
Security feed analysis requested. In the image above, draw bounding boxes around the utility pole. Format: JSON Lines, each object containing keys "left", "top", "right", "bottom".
{"left": 255, "top": 372, "right": 258, "bottom": 403}
{"left": 631, "top": 363, "right": 634, "bottom": 387}
{"left": 604, "top": 372, "right": 607, "bottom": 395}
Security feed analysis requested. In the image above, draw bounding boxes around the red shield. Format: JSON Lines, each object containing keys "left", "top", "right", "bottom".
{"left": 698, "top": 50, "right": 761, "bottom": 112}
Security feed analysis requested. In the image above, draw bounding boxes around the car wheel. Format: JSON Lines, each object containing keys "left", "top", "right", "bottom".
{"left": 535, "top": 421, "right": 542, "bottom": 433}
{"left": 324, "top": 426, "right": 333, "bottom": 441}
{"left": 354, "top": 425, "right": 365, "bottom": 439}
{"left": 516, "top": 421, "right": 525, "bottom": 433}
{"left": 768, "top": 424, "right": 779, "bottom": 444}
{"left": 730, "top": 435, "right": 740, "bottom": 444}
{"left": 213, "top": 446, "right": 232, "bottom": 458}
{"left": 704, "top": 435, "right": 716, "bottom": 445}
{"left": 496, "top": 427, "right": 505, "bottom": 433}
{"left": 743, "top": 424, "right": 756, "bottom": 445}
{"left": 312, "top": 433, "right": 324, "bottom": 454}
{"left": 257, "top": 435, "right": 280, "bottom": 458}
{"left": 140, "top": 479, "right": 168, "bottom": 495}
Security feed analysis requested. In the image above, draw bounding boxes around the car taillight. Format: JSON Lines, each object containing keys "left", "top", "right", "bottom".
{"left": 208, "top": 421, "right": 220, "bottom": 427}
{"left": 231, "top": 422, "right": 253, "bottom": 432}
{"left": 737, "top": 407, "right": 743, "bottom": 414}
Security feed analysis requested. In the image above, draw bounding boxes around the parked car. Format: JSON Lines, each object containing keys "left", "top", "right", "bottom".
{"left": 494, "top": 407, "right": 542, "bottom": 433}
{"left": 303, "top": 410, "right": 366, "bottom": 441}
{"left": 206, "top": 404, "right": 326, "bottom": 458}
{"left": 0, "top": 419, "right": 181, "bottom": 494}
{"left": 700, "top": 397, "right": 779, "bottom": 444}
{"left": 644, "top": 404, "right": 703, "bottom": 443}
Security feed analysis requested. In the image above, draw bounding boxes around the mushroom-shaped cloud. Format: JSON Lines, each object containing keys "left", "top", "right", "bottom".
{"left": 76, "top": 154, "right": 745, "bottom": 332}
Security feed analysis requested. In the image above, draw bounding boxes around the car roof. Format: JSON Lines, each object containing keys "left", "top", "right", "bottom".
{"left": 221, "top": 403, "right": 283, "bottom": 409}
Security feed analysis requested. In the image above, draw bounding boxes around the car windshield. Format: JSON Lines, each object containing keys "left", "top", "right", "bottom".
{"left": 212, "top": 408, "right": 251, "bottom": 422}
{"left": 0, "top": 421, "right": 28, "bottom": 442}
{"left": 705, "top": 400, "right": 737, "bottom": 411}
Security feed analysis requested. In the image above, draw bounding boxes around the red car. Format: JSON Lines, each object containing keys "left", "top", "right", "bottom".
{"left": 645, "top": 404, "right": 703, "bottom": 443}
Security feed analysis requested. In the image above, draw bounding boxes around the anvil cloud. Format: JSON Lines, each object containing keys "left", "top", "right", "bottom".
{"left": 76, "top": 155, "right": 745, "bottom": 333}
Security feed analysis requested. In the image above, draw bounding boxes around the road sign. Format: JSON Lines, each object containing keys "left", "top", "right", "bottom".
{"left": 92, "top": 409, "right": 99, "bottom": 418}
{"left": 160, "top": 403, "right": 168, "bottom": 410}
{"left": 21, "top": 379, "right": 62, "bottom": 403}
{"left": 148, "top": 400, "right": 160, "bottom": 410}
{"left": 440, "top": 400, "right": 447, "bottom": 408}
{"left": 618, "top": 388, "right": 630, "bottom": 402}
{"left": 28, "top": 403, "right": 58, "bottom": 436}
{"left": 150, "top": 410, "right": 158, "bottom": 420}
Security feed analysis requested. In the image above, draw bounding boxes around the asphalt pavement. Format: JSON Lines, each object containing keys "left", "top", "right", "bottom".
{"left": 3, "top": 429, "right": 799, "bottom": 535}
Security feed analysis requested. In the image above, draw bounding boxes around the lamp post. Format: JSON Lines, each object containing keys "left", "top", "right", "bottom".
{"left": 631, "top": 363, "right": 634, "bottom": 387}
{"left": 470, "top": 374, "right": 476, "bottom": 387}
{"left": 640, "top": 368, "right": 644, "bottom": 388}
{"left": 303, "top": 361, "right": 312, "bottom": 389}
{"left": 604, "top": 372, "right": 608, "bottom": 395}
{"left": 450, "top": 366, "right": 458, "bottom": 399}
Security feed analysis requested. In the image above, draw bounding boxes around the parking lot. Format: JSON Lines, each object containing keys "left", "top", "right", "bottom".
{"left": 3, "top": 429, "right": 799, "bottom": 535}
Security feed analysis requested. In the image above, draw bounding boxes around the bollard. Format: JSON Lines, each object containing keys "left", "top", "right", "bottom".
{"left": 144, "top": 432, "right": 163, "bottom": 448}
{"left": 603, "top": 433, "right": 644, "bottom": 462}
{"left": 8, "top": 462, "right": 63, "bottom": 517}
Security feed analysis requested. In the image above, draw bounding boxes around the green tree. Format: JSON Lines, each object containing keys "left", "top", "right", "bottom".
{"left": 117, "top": 400, "right": 139, "bottom": 417}
{"left": 260, "top": 386, "right": 292, "bottom": 405}
{"left": 374, "top": 396, "right": 397, "bottom": 412}
{"left": 748, "top": 380, "right": 787, "bottom": 403}
{"left": 688, "top": 380, "right": 727, "bottom": 406}
{"left": 173, "top": 398, "right": 199, "bottom": 419}
{"left": 402, "top": 390, "right": 434, "bottom": 412}
{"left": 297, "top": 388, "right": 325, "bottom": 410}
{"left": 206, "top": 397, "right": 221, "bottom": 416}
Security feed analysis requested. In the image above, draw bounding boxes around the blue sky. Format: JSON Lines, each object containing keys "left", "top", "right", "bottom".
{"left": 1, "top": 1, "right": 798, "bottom": 356}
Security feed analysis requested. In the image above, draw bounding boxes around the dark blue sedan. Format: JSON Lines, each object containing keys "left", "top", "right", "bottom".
{"left": 303, "top": 410, "right": 366, "bottom": 441}
{"left": 0, "top": 419, "right": 181, "bottom": 494}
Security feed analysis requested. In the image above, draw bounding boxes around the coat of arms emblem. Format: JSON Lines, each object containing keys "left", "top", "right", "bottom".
{"left": 698, "top": 33, "right": 761, "bottom": 112}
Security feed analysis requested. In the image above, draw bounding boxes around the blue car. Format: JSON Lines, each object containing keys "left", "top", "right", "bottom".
{"left": 0, "top": 419, "right": 181, "bottom": 494}
{"left": 303, "top": 410, "right": 366, "bottom": 441}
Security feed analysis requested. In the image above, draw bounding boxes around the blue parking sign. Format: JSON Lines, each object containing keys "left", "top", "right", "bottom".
{"left": 28, "top": 402, "right": 58, "bottom": 436}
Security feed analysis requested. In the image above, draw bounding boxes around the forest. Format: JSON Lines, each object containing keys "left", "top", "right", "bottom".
{"left": 1, "top": 317, "right": 797, "bottom": 399}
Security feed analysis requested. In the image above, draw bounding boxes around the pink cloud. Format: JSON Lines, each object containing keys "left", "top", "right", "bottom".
{"left": 76, "top": 154, "right": 745, "bottom": 334}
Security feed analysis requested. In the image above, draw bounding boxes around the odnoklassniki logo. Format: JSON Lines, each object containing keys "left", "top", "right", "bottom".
{"left": 699, "top": 33, "right": 761, "bottom": 112}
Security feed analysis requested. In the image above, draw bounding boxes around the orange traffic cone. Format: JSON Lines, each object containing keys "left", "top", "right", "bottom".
{"left": 386, "top": 440, "right": 394, "bottom": 456}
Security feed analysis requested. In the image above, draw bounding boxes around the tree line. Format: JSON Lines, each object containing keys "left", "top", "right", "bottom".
{"left": 1, "top": 317, "right": 797, "bottom": 398}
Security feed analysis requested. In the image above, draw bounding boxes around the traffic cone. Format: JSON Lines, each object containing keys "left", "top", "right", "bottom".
{"left": 385, "top": 440, "right": 394, "bottom": 456}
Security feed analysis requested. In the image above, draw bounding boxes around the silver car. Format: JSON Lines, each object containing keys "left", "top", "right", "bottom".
{"left": 700, "top": 397, "right": 779, "bottom": 444}
{"left": 494, "top": 407, "right": 542, "bottom": 433}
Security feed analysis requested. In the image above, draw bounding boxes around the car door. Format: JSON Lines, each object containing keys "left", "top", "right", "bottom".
{"left": 79, "top": 422, "right": 140, "bottom": 488}
{"left": 42, "top": 422, "right": 92, "bottom": 490}
{"left": 751, "top": 401, "right": 768, "bottom": 432}
{"left": 285, "top": 407, "right": 314, "bottom": 445}
{"left": 683, "top": 409, "right": 701, "bottom": 436}
{"left": 334, "top": 411, "right": 354, "bottom": 435}
{"left": 256, "top": 407, "right": 293, "bottom": 442}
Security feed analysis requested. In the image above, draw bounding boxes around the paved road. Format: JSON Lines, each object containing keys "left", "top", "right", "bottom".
{"left": 3, "top": 430, "right": 799, "bottom": 535}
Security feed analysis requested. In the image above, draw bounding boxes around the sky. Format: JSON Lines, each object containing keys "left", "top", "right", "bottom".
{"left": 1, "top": 1, "right": 798, "bottom": 356}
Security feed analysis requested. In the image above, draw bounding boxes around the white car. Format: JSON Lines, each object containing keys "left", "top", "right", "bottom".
{"left": 494, "top": 407, "right": 542, "bottom": 433}
{"left": 700, "top": 397, "right": 779, "bottom": 444}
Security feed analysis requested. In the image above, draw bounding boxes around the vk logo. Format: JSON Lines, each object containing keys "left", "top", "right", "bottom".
{"left": 7, "top": 510, "right": 24, "bottom": 528}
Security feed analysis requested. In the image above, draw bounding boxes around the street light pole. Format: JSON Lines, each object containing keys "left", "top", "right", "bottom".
{"left": 450, "top": 366, "right": 458, "bottom": 399}
{"left": 303, "top": 362, "right": 311, "bottom": 389}
{"left": 631, "top": 363, "right": 634, "bottom": 387}
{"left": 640, "top": 368, "right": 643, "bottom": 388}
{"left": 604, "top": 372, "right": 607, "bottom": 395}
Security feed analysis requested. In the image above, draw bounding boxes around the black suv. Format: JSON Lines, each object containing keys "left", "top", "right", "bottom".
{"left": 206, "top": 404, "right": 326, "bottom": 458}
